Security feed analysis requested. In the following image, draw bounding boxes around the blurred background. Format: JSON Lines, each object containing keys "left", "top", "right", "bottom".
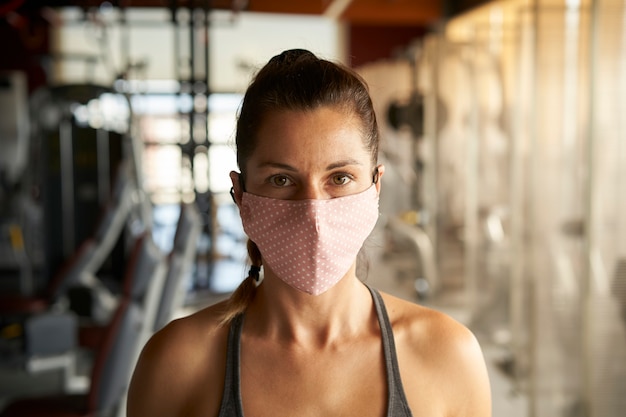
{"left": 0, "top": 0, "right": 625, "bottom": 416}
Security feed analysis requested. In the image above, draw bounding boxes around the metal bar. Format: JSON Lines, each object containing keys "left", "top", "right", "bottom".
{"left": 97, "top": 128, "right": 110, "bottom": 204}
{"left": 528, "top": 1, "right": 539, "bottom": 416}
{"left": 59, "top": 118, "right": 75, "bottom": 257}
{"left": 582, "top": 1, "right": 600, "bottom": 415}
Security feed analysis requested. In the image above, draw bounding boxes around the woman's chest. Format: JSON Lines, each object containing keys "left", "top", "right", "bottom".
{"left": 239, "top": 344, "right": 387, "bottom": 417}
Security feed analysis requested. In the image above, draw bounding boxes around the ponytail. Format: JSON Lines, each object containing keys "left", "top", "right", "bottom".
{"left": 217, "top": 239, "right": 262, "bottom": 326}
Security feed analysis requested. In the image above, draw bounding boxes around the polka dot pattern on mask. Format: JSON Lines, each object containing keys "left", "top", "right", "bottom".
{"left": 240, "top": 185, "right": 380, "bottom": 295}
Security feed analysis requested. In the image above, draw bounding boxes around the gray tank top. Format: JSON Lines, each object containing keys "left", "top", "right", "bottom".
{"left": 217, "top": 285, "right": 413, "bottom": 417}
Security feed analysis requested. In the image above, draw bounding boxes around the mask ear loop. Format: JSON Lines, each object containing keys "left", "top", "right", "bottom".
{"left": 372, "top": 166, "right": 380, "bottom": 184}
{"left": 229, "top": 173, "right": 247, "bottom": 203}
{"left": 233, "top": 173, "right": 262, "bottom": 283}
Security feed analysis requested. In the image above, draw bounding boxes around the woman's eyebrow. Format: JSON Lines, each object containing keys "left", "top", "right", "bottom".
{"left": 326, "top": 159, "right": 363, "bottom": 170}
{"left": 257, "top": 159, "right": 363, "bottom": 172}
{"left": 257, "top": 161, "right": 298, "bottom": 172}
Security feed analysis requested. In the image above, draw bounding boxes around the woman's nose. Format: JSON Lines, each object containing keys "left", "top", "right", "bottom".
{"left": 294, "top": 183, "right": 327, "bottom": 200}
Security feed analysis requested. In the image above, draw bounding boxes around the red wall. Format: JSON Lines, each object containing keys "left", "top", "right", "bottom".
{"left": 0, "top": 2, "right": 51, "bottom": 93}
{"left": 348, "top": 24, "right": 427, "bottom": 67}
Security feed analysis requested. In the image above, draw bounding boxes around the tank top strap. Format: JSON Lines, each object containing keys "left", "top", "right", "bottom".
{"left": 217, "top": 313, "right": 245, "bottom": 417}
{"left": 366, "top": 284, "right": 414, "bottom": 417}
{"left": 217, "top": 287, "right": 412, "bottom": 417}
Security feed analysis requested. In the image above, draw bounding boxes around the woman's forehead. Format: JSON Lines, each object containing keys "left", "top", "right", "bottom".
{"left": 249, "top": 108, "right": 371, "bottom": 169}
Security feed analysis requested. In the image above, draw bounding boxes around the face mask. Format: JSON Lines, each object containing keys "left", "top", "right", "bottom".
{"left": 240, "top": 185, "right": 380, "bottom": 295}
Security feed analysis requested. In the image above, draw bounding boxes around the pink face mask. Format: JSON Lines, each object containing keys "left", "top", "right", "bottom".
{"left": 240, "top": 185, "right": 380, "bottom": 295}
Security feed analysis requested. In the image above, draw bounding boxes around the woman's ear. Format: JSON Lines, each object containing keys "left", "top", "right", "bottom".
{"left": 229, "top": 171, "right": 243, "bottom": 206}
{"left": 374, "top": 164, "right": 385, "bottom": 194}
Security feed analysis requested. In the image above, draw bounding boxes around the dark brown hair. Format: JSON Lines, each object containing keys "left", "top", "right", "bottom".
{"left": 219, "top": 49, "right": 380, "bottom": 325}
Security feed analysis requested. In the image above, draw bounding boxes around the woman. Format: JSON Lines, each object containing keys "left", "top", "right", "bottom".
{"left": 128, "top": 49, "right": 491, "bottom": 417}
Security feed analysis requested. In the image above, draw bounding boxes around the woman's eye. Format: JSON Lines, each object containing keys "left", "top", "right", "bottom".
{"left": 332, "top": 174, "right": 351, "bottom": 185}
{"left": 269, "top": 175, "right": 293, "bottom": 187}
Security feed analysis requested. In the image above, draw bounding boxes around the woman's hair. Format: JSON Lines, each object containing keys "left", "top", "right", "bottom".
{"left": 218, "top": 49, "right": 380, "bottom": 325}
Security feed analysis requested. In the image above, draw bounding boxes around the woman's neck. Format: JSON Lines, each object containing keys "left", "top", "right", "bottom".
{"left": 244, "top": 268, "right": 375, "bottom": 349}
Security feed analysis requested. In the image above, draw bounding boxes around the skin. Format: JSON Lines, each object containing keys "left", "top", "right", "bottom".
{"left": 127, "top": 106, "right": 492, "bottom": 417}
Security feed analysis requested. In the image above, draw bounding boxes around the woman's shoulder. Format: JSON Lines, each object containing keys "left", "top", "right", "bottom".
{"left": 378, "top": 290, "right": 492, "bottom": 416}
{"left": 378, "top": 290, "right": 479, "bottom": 353}
{"left": 141, "top": 300, "right": 230, "bottom": 362}
{"left": 127, "top": 301, "right": 232, "bottom": 417}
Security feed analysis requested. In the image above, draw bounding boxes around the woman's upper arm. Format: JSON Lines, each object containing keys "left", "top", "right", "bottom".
{"left": 127, "top": 328, "right": 189, "bottom": 417}
{"left": 452, "top": 327, "right": 492, "bottom": 417}
{"left": 394, "top": 300, "right": 492, "bottom": 417}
